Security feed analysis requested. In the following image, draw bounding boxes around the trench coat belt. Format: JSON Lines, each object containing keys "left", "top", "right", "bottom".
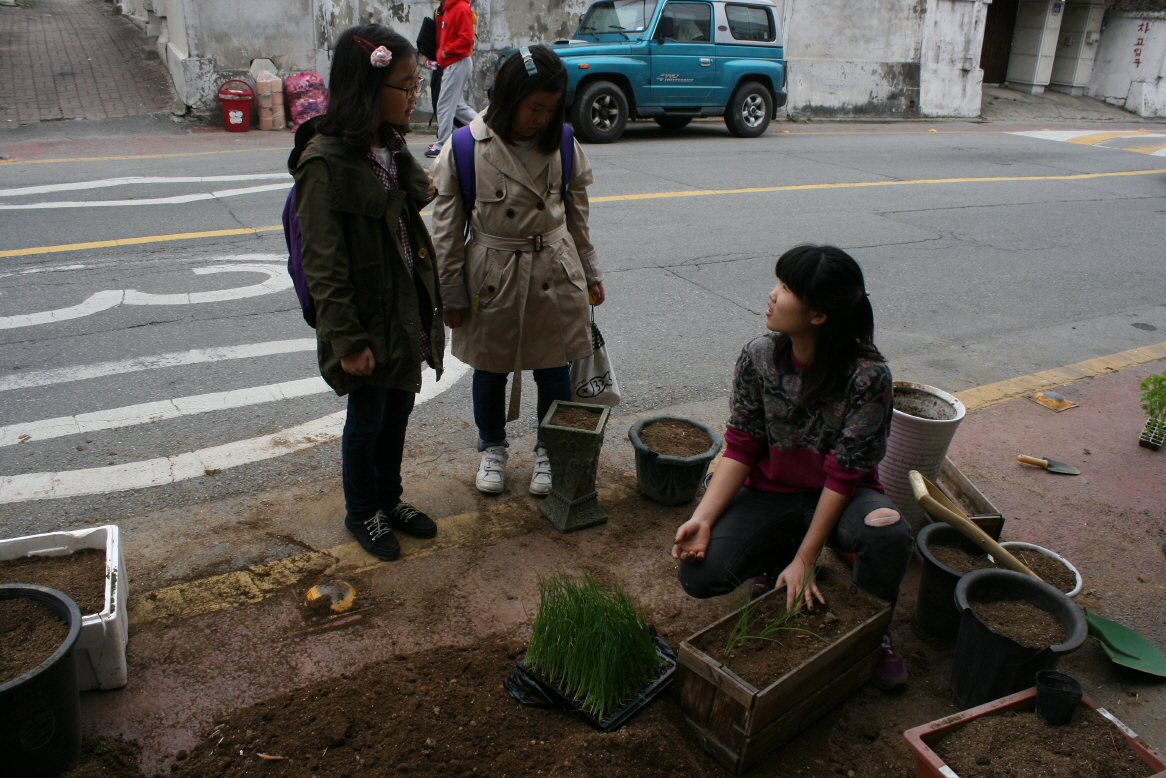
{"left": 470, "top": 222, "right": 570, "bottom": 253}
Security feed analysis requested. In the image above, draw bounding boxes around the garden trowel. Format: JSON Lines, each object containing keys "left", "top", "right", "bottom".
{"left": 1017, "top": 455, "right": 1080, "bottom": 475}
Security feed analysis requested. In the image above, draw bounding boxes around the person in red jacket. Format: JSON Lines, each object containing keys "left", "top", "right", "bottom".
{"left": 426, "top": 0, "right": 478, "bottom": 157}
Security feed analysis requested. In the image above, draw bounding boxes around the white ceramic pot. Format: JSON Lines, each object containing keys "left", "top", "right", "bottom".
{"left": 995, "top": 541, "right": 1083, "bottom": 597}
{"left": 880, "top": 382, "right": 966, "bottom": 535}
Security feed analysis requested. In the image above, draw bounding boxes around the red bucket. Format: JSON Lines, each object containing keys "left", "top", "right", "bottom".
{"left": 217, "top": 79, "right": 255, "bottom": 133}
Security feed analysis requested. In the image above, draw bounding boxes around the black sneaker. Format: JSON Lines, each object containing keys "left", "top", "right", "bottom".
{"left": 382, "top": 502, "right": 437, "bottom": 539}
{"left": 345, "top": 512, "right": 401, "bottom": 560}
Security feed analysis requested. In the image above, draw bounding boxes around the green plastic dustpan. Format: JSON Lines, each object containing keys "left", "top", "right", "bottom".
{"left": 1085, "top": 609, "right": 1166, "bottom": 677}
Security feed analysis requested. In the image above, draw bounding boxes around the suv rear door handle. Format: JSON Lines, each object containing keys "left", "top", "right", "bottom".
{"left": 700, "top": 58, "right": 712, "bottom": 66}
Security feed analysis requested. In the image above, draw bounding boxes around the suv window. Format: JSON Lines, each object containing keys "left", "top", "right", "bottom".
{"left": 656, "top": 2, "right": 712, "bottom": 42}
{"left": 578, "top": 0, "right": 652, "bottom": 37}
{"left": 725, "top": 4, "right": 775, "bottom": 42}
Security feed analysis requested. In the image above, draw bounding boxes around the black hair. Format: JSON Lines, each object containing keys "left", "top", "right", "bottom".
{"left": 315, "top": 24, "right": 417, "bottom": 149}
{"left": 772, "top": 245, "right": 884, "bottom": 408}
{"left": 485, "top": 45, "right": 568, "bottom": 153}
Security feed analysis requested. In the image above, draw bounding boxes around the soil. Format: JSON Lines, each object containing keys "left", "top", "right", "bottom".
{"left": 934, "top": 708, "right": 1154, "bottom": 778}
{"left": 930, "top": 543, "right": 994, "bottom": 574}
{"left": 690, "top": 582, "right": 881, "bottom": 689}
{"left": 62, "top": 738, "right": 146, "bottom": 778}
{"left": 1010, "top": 548, "right": 1079, "bottom": 594}
{"left": 970, "top": 599, "right": 1067, "bottom": 649}
{"left": 550, "top": 405, "right": 603, "bottom": 430}
{"left": 638, "top": 419, "right": 711, "bottom": 458}
{"left": 0, "top": 597, "right": 69, "bottom": 683}
{"left": 0, "top": 548, "right": 107, "bottom": 614}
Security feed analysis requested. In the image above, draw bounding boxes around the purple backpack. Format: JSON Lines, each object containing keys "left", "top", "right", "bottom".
{"left": 452, "top": 123, "right": 574, "bottom": 214}
{"left": 282, "top": 187, "right": 316, "bottom": 328}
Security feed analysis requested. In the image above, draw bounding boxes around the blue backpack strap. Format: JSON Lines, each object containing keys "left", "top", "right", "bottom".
{"left": 282, "top": 185, "right": 316, "bottom": 328}
{"left": 560, "top": 124, "right": 574, "bottom": 202}
{"left": 452, "top": 125, "right": 476, "bottom": 214}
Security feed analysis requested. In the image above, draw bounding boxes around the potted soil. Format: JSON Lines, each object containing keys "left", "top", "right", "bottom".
{"left": 627, "top": 415, "right": 723, "bottom": 506}
{"left": 1139, "top": 371, "right": 1166, "bottom": 451}
{"left": 915, "top": 522, "right": 996, "bottom": 641}
{"left": 505, "top": 572, "right": 675, "bottom": 731}
{"left": 879, "top": 382, "right": 966, "bottom": 535}
{"left": 995, "top": 541, "right": 1082, "bottom": 597}
{"left": 0, "top": 525, "right": 129, "bottom": 691}
{"left": 537, "top": 400, "right": 611, "bottom": 533}
{"left": 676, "top": 568, "right": 892, "bottom": 774}
{"left": 0, "top": 584, "right": 83, "bottom": 778}
{"left": 951, "top": 569, "right": 1088, "bottom": 709}
{"left": 904, "top": 686, "right": 1166, "bottom": 778}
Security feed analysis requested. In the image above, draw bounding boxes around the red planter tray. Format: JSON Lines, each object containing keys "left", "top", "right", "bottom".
{"left": 903, "top": 687, "right": 1166, "bottom": 778}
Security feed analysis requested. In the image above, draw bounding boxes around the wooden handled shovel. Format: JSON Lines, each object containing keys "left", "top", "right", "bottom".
{"left": 908, "top": 470, "right": 1041, "bottom": 580}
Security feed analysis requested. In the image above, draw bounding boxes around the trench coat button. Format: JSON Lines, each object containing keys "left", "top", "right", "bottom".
{"left": 487, "top": 285, "right": 495, "bottom": 293}
{"left": 536, "top": 201, "right": 546, "bottom": 211}
{"left": 506, "top": 208, "right": 515, "bottom": 218}
{"left": 495, "top": 189, "right": 503, "bottom": 198}
{"left": 542, "top": 282, "right": 550, "bottom": 291}
{"left": 418, "top": 248, "right": 428, "bottom": 258}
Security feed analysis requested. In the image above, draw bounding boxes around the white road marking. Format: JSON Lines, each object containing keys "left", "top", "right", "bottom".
{"left": 0, "top": 174, "right": 290, "bottom": 198}
{"left": 0, "top": 377, "right": 330, "bottom": 447}
{"left": 0, "top": 254, "right": 284, "bottom": 280}
{"left": 0, "top": 264, "right": 291, "bottom": 329}
{"left": 0, "top": 338, "right": 317, "bottom": 393}
{"left": 0, "top": 353, "right": 471, "bottom": 504}
{"left": 0, "top": 183, "right": 292, "bottom": 209}
{"left": 1008, "top": 130, "right": 1115, "bottom": 142}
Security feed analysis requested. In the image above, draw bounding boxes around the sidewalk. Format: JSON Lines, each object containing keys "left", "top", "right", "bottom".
{"left": 0, "top": 0, "right": 174, "bottom": 128}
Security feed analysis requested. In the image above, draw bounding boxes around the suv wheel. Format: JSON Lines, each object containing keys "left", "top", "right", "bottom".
{"left": 572, "top": 81, "right": 629, "bottom": 143}
{"left": 654, "top": 116, "right": 692, "bottom": 131}
{"left": 725, "top": 81, "right": 772, "bottom": 138}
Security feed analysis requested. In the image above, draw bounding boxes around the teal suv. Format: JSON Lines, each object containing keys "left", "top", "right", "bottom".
{"left": 499, "top": 0, "right": 786, "bottom": 143}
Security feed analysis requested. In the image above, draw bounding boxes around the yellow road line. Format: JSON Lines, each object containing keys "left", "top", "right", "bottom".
{"left": 0, "top": 148, "right": 290, "bottom": 165}
{"left": 0, "top": 225, "right": 283, "bottom": 258}
{"left": 1127, "top": 142, "right": 1166, "bottom": 155}
{"left": 7, "top": 167, "right": 1165, "bottom": 258}
{"left": 1066, "top": 131, "right": 1155, "bottom": 145}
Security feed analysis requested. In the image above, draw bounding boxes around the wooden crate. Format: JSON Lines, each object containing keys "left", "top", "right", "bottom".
{"left": 677, "top": 569, "right": 893, "bottom": 774}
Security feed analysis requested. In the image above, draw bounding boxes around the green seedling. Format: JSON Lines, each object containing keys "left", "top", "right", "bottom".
{"left": 1140, "top": 372, "right": 1166, "bottom": 424}
{"left": 723, "top": 564, "right": 826, "bottom": 657}
{"left": 524, "top": 571, "right": 663, "bottom": 720}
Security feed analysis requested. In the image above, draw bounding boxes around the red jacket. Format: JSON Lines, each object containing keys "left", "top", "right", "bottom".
{"left": 437, "top": 0, "right": 474, "bottom": 67}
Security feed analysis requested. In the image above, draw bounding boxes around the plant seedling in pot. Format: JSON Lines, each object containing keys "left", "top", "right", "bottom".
{"left": 1139, "top": 371, "right": 1166, "bottom": 451}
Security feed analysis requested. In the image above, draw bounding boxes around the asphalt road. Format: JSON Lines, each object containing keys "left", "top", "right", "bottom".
{"left": 2, "top": 117, "right": 1165, "bottom": 576}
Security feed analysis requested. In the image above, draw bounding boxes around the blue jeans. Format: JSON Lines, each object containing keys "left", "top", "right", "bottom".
{"left": 341, "top": 385, "right": 415, "bottom": 521}
{"left": 472, "top": 366, "right": 571, "bottom": 451}
{"left": 678, "top": 487, "right": 913, "bottom": 606}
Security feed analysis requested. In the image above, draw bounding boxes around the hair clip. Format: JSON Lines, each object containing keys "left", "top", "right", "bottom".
{"left": 353, "top": 35, "right": 393, "bottom": 68}
{"left": 519, "top": 46, "right": 538, "bottom": 76}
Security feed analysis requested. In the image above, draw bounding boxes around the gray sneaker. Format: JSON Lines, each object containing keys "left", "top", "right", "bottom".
{"left": 476, "top": 446, "right": 508, "bottom": 493}
{"left": 529, "top": 445, "right": 552, "bottom": 496}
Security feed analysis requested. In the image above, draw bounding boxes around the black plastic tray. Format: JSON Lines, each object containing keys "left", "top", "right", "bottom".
{"left": 503, "top": 635, "right": 677, "bottom": 732}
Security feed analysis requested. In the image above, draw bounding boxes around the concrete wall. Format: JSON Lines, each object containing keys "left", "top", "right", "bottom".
{"left": 1088, "top": 11, "right": 1166, "bottom": 117}
{"left": 919, "top": 0, "right": 989, "bottom": 117}
{"left": 1049, "top": 0, "right": 1104, "bottom": 95}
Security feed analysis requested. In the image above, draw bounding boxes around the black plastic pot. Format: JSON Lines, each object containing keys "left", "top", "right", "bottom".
{"left": 915, "top": 523, "right": 990, "bottom": 641}
{"left": 628, "top": 416, "right": 722, "bottom": 506}
{"left": 1035, "top": 669, "right": 1083, "bottom": 725}
{"left": 950, "top": 569, "right": 1088, "bottom": 709}
{"left": 0, "top": 584, "right": 83, "bottom": 778}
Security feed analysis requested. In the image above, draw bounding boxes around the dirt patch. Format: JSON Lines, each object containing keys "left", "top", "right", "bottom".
{"left": 0, "top": 548, "right": 106, "bottom": 614}
{"left": 61, "top": 737, "right": 146, "bottom": 778}
{"left": 638, "top": 419, "right": 711, "bottom": 458}
{"left": 690, "top": 583, "right": 880, "bottom": 689}
{"left": 1010, "top": 548, "right": 1079, "bottom": 594}
{"left": 550, "top": 405, "right": 603, "bottom": 430}
{"left": 930, "top": 543, "right": 994, "bottom": 574}
{"left": 0, "top": 597, "right": 69, "bottom": 683}
{"left": 970, "top": 599, "right": 1067, "bottom": 649}
{"left": 934, "top": 708, "right": 1153, "bottom": 778}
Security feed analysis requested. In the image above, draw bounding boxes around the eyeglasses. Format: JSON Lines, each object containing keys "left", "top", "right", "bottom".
{"left": 383, "top": 77, "right": 426, "bottom": 97}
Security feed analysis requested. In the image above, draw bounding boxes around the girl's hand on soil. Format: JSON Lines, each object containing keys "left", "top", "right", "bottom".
{"left": 672, "top": 517, "right": 711, "bottom": 563}
{"left": 775, "top": 556, "right": 826, "bottom": 613}
{"left": 588, "top": 282, "right": 606, "bottom": 306}
{"left": 444, "top": 309, "right": 467, "bottom": 329}
{"left": 340, "top": 347, "right": 375, "bottom": 376}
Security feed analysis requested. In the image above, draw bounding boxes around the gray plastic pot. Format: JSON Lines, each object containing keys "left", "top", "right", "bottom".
{"left": 950, "top": 569, "right": 1088, "bottom": 709}
{"left": 628, "top": 416, "right": 722, "bottom": 506}
{"left": 0, "top": 584, "right": 83, "bottom": 778}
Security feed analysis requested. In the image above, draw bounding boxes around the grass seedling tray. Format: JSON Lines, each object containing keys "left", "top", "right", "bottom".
{"left": 505, "top": 636, "right": 676, "bottom": 732}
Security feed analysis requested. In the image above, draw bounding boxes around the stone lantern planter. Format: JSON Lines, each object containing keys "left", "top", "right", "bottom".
{"left": 537, "top": 400, "right": 611, "bottom": 533}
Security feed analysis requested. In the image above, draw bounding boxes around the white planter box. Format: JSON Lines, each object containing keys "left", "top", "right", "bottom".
{"left": 0, "top": 525, "right": 128, "bottom": 691}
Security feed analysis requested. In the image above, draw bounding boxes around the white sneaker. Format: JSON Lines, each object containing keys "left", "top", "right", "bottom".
{"left": 530, "top": 446, "right": 552, "bottom": 496}
{"left": 476, "top": 446, "right": 508, "bottom": 493}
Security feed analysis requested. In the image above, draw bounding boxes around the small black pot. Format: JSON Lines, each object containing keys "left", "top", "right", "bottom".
{"left": 1035, "top": 669, "right": 1083, "bottom": 725}
{"left": 0, "top": 584, "right": 83, "bottom": 778}
{"left": 915, "top": 523, "right": 989, "bottom": 641}
{"left": 950, "top": 569, "right": 1088, "bottom": 709}
{"left": 628, "top": 416, "right": 722, "bottom": 506}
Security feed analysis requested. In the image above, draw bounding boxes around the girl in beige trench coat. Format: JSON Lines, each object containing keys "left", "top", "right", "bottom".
{"left": 430, "top": 45, "right": 605, "bottom": 497}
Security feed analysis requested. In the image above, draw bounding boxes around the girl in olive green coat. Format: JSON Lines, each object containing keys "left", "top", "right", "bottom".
{"left": 291, "top": 26, "right": 444, "bottom": 561}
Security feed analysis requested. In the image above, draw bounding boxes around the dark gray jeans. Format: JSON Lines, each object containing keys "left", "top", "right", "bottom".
{"left": 678, "top": 487, "right": 913, "bottom": 605}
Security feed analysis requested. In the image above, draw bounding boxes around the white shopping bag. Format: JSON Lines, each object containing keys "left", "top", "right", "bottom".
{"left": 570, "top": 320, "right": 621, "bottom": 406}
